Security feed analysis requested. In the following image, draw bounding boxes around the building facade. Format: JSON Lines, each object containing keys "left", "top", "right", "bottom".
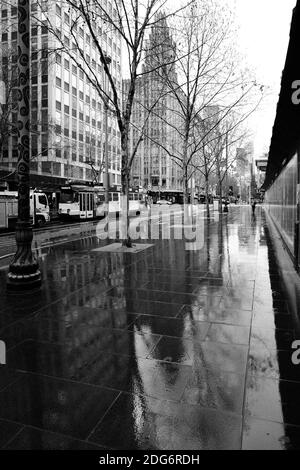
{"left": 0, "top": 0, "right": 122, "bottom": 190}
{"left": 124, "top": 13, "right": 184, "bottom": 191}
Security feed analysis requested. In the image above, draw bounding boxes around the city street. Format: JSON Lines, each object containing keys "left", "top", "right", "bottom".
{"left": 0, "top": 0, "right": 299, "bottom": 456}
{"left": 0, "top": 205, "right": 299, "bottom": 450}
{"left": 0, "top": 204, "right": 187, "bottom": 265}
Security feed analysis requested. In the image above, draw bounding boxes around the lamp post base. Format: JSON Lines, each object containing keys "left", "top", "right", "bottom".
{"left": 6, "top": 222, "right": 42, "bottom": 292}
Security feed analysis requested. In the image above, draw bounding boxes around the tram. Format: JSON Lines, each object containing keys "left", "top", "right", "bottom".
{"left": 58, "top": 182, "right": 147, "bottom": 220}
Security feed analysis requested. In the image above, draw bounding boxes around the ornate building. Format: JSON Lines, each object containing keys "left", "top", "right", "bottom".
{"left": 123, "top": 13, "right": 184, "bottom": 191}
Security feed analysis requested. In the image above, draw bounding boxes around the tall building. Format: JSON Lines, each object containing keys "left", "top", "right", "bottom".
{"left": 0, "top": 0, "right": 122, "bottom": 190}
{"left": 255, "top": 158, "right": 268, "bottom": 188}
{"left": 124, "top": 13, "right": 183, "bottom": 191}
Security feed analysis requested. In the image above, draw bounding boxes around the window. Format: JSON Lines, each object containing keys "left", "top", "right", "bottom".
{"left": 38, "top": 195, "right": 48, "bottom": 206}
{"left": 42, "top": 85, "right": 48, "bottom": 99}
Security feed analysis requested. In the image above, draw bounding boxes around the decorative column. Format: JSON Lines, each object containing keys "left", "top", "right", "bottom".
{"left": 101, "top": 55, "right": 111, "bottom": 205}
{"left": 7, "top": 0, "right": 41, "bottom": 291}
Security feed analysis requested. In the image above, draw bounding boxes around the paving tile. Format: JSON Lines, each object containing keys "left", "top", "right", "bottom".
{"left": 204, "top": 324, "right": 250, "bottom": 346}
{"left": 147, "top": 337, "right": 192, "bottom": 365}
{"left": 180, "top": 305, "right": 252, "bottom": 327}
{"left": 88, "top": 392, "right": 242, "bottom": 450}
{"left": 0, "top": 373, "right": 119, "bottom": 440}
{"left": 119, "top": 288, "right": 196, "bottom": 306}
{"left": 245, "top": 376, "right": 300, "bottom": 425}
{"left": 250, "top": 327, "right": 295, "bottom": 351}
{"left": 7, "top": 326, "right": 161, "bottom": 374}
{"left": 181, "top": 369, "right": 245, "bottom": 414}
{"left": 242, "top": 418, "right": 300, "bottom": 450}
{"left": 0, "top": 419, "right": 23, "bottom": 449}
{"left": 125, "top": 299, "right": 182, "bottom": 318}
{"left": 0, "top": 368, "right": 22, "bottom": 393}
{"left": 252, "top": 312, "right": 295, "bottom": 330}
{"left": 148, "top": 337, "right": 248, "bottom": 375}
{"left": 128, "top": 314, "right": 210, "bottom": 340}
{"left": 248, "top": 344, "right": 300, "bottom": 382}
{"left": 4, "top": 426, "right": 108, "bottom": 450}
{"left": 143, "top": 282, "right": 198, "bottom": 294}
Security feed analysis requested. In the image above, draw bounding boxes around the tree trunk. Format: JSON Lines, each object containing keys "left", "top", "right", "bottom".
{"left": 216, "top": 157, "right": 223, "bottom": 214}
{"left": 121, "top": 130, "right": 132, "bottom": 248}
{"left": 204, "top": 160, "right": 210, "bottom": 219}
{"left": 205, "top": 177, "right": 210, "bottom": 219}
{"left": 219, "top": 181, "right": 223, "bottom": 214}
{"left": 182, "top": 140, "right": 189, "bottom": 205}
{"left": 184, "top": 166, "right": 189, "bottom": 205}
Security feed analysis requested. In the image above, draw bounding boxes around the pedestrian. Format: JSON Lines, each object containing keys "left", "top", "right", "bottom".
{"left": 251, "top": 199, "right": 257, "bottom": 215}
{"left": 223, "top": 199, "right": 229, "bottom": 213}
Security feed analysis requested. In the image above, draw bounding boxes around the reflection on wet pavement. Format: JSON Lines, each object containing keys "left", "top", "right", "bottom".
{"left": 0, "top": 207, "right": 300, "bottom": 449}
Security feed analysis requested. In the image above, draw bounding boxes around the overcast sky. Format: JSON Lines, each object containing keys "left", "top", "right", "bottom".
{"left": 167, "top": 0, "right": 296, "bottom": 157}
{"left": 233, "top": 0, "right": 296, "bottom": 156}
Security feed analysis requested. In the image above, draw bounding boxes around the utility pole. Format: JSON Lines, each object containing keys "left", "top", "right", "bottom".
{"left": 102, "top": 55, "right": 111, "bottom": 205}
{"left": 7, "top": 0, "right": 41, "bottom": 291}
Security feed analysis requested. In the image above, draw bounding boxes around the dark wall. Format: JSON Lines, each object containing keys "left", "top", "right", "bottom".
{"left": 264, "top": 0, "right": 300, "bottom": 189}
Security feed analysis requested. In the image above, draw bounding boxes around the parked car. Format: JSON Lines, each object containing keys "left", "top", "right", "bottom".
{"left": 156, "top": 199, "right": 172, "bottom": 205}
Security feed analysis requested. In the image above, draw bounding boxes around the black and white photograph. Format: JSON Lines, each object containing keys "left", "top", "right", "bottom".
{"left": 0, "top": 0, "right": 300, "bottom": 454}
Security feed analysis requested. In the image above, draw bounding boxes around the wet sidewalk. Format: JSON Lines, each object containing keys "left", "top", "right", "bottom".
{"left": 0, "top": 206, "right": 300, "bottom": 450}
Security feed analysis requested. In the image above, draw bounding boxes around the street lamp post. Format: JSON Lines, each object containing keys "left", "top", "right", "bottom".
{"left": 101, "top": 55, "right": 111, "bottom": 205}
{"left": 7, "top": 0, "right": 41, "bottom": 291}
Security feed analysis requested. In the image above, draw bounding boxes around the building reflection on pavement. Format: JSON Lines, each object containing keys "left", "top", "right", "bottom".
{"left": 0, "top": 207, "right": 299, "bottom": 449}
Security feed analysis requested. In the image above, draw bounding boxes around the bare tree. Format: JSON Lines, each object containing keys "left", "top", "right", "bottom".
{"left": 204, "top": 113, "right": 250, "bottom": 212}
{"left": 37, "top": 0, "right": 190, "bottom": 246}
{"left": 150, "top": 0, "right": 265, "bottom": 204}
